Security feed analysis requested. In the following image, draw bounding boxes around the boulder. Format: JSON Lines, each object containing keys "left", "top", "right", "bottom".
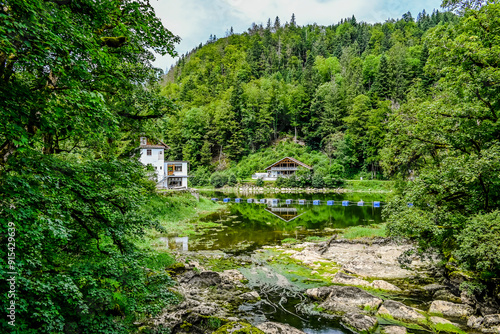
{"left": 370, "top": 280, "right": 402, "bottom": 292}
{"left": 429, "top": 300, "right": 474, "bottom": 318}
{"left": 213, "top": 321, "right": 265, "bottom": 333}
{"left": 422, "top": 284, "right": 447, "bottom": 293}
{"left": 381, "top": 326, "right": 407, "bottom": 334}
{"left": 377, "top": 300, "right": 426, "bottom": 324}
{"left": 332, "top": 272, "right": 371, "bottom": 287}
{"left": 483, "top": 314, "right": 500, "bottom": 327}
{"left": 318, "top": 286, "right": 383, "bottom": 314}
{"left": 341, "top": 313, "right": 378, "bottom": 334}
{"left": 306, "top": 286, "right": 337, "bottom": 300}
{"left": 185, "top": 271, "right": 222, "bottom": 287}
{"left": 429, "top": 316, "right": 452, "bottom": 325}
{"left": 479, "top": 314, "right": 500, "bottom": 334}
{"left": 433, "top": 289, "right": 462, "bottom": 303}
{"left": 239, "top": 291, "right": 260, "bottom": 302}
{"left": 220, "top": 269, "right": 246, "bottom": 283}
{"left": 467, "top": 315, "right": 484, "bottom": 329}
{"left": 256, "top": 322, "right": 306, "bottom": 334}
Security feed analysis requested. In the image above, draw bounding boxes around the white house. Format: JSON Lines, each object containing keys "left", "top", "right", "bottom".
{"left": 162, "top": 161, "right": 189, "bottom": 189}
{"left": 252, "top": 157, "right": 313, "bottom": 180}
{"left": 139, "top": 137, "right": 189, "bottom": 189}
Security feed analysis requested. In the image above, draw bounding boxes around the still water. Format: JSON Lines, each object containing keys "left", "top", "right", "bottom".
{"left": 162, "top": 191, "right": 385, "bottom": 253}
{"left": 160, "top": 191, "right": 388, "bottom": 334}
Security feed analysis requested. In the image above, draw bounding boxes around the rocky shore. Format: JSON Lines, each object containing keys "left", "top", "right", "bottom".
{"left": 145, "top": 237, "right": 499, "bottom": 334}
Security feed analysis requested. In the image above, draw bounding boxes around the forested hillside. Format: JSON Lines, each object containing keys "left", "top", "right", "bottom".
{"left": 159, "top": 10, "right": 457, "bottom": 179}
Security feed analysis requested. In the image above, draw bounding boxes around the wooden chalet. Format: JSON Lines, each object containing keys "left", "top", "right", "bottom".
{"left": 264, "top": 157, "right": 313, "bottom": 179}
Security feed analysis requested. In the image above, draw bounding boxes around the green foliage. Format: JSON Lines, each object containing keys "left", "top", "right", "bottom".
{"left": 382, "top": 2, "right": 500, "bottom": 281}
{"left": 456, "top": 211, "right": 500, "bottom": 276}
{"left": 144, "top": 192, "right": 222, "bottom": 235}
{"left": 0, "top": 153, "right": 179, "bottom": 332}
{"left": 190, "top": 166, "right": 212, "bottom": 186}
{"left": 255, "top": 178, "right": 264, "bottom": 187}
{"left": 340, "top": 224, "right": 387, "bottom": 239}
{"left": 161, "top": 10, "right": 457, "bottom": 177}
{"left": 228, "top": 174, "right": 238, "bottom": 186}
{"left": 0, "top": 1, "right": 180, "bottom": 332}
{"left": 211, "top": 172, "right": 229, "bottom": 188}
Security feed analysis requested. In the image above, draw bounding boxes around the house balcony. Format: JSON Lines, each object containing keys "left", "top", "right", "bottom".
{"left": 270, "top": 167, "right": 298, "bottom": 171}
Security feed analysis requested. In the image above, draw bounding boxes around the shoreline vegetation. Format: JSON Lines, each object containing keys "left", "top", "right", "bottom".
{"left": 192, "top": 179, "right": 395, "bottom": 194}
{"left": 144, "top": 192, "right": 225, "bottom": 237}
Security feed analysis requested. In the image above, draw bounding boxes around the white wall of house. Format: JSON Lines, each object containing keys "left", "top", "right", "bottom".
{"left": 139, "top": 148, "right": 164, "bottom": 182}
{"left": 162, "top": 161, "right": 189, "bottom": 189}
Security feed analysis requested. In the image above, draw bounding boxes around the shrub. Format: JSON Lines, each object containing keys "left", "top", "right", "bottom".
{"left": 456, "top": 211, "right": 500, "bottom": 278}
{"left": 255, "top": 178, "right": 264, "bottom": 187}
{"left": 311, "top": 173, "right": 325, "bottom": 188}
{"left": 210, "top": 172, "right": 228, "bottom": 188}
{"left": 190, "top": 167, "right": 211, "bottom": 186}
{"left": 275, "top": 176, "right": 286, "bottom": 187}
{"left": 324, "top": 175, "right": 344, "bottom": 188}
{"left": 227, "top": 174, "right": 237, "bottom": 186}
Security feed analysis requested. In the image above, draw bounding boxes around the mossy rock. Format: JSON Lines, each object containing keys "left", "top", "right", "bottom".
{"left": 212, "top": 321, "right": 265, "bottom": 333}
{"left": 168, "top": 262, "right": 187, "bottom": 273}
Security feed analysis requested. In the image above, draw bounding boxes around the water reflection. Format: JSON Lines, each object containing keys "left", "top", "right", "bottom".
{"left": 158, "top": 192, "right": 386, "bottom": 254}
{"left": 264, "top": 206, "right": 304, "bottom": 222}
{"left": 159, "top": 236, "right": 189, "bottom": 251}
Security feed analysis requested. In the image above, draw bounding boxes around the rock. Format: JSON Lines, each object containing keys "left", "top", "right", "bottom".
{"left": 220, "top": 269, "right": 245, "bottom": 282}
{"left": 422, "top": 283, "right": 447, "bottom": 293}
{"left": 256, "top": 321, "right": 305, "bottom": 333}
{"left": 318, "top": 286, "right": 383, "bottom": 314}
{"left": 186, "top": 271, "right": 222, "bottom": 287}
{"left": 433, "top": 289, "right": 461, "bottom": 303}
{"left": 190, "top": 304, "right": 217, "bottom": 316}
{"left": 213, "top": 321, "right": 265, "bottom": 333}
{"left": 481, "top": 305, "right": 500, "bottom": 316}
{"left": 468, "top": 315, "right": 484, "bottom": 329}
{"left": 332, "top": 272, "right": 371, "bottom": 287}
{"left": 483, "top": 314, "right": 500, "bottom": 327}
{"left": 377, "top": 300, "right": 426, "bottom": 324}
{"left": 381, "top": 326, "right": 407, "bottom": 334}
{"left": 429, "top": 300, "right": 474, "bottom": 318}
{"left": 370, "top": 280, "right": 402, "bottom": 292}
{"left": 240, "top": 291, "right": 260, "bottom": 302}
{"left": 306, "top": 286, "right": 337, "bottom": 300}
{"left": 341, "top": 313, "right": 378, "bottom": 333}
{"left": 479, "top": 315, "right": 500, "bottom": 334}
{"left": 429, "top": 316, "right": 453, "bottom": 325}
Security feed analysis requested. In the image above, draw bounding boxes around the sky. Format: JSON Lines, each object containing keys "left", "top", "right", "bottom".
{"left": 151, "top": 0, "right": 444, "bottom": 72}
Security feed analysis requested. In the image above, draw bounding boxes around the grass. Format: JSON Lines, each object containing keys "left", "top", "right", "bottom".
{"left": 142, "top": 192, "right": 224, "bottom": 236}
{"left": 339, "top": 223, "right": 387, "bottom": 239}
{"left": 345, "top": 180, "right": 395, "bottom": 192}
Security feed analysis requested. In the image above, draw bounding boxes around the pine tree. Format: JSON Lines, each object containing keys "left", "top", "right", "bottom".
{"left": 373, "top": 54, "right": 391, "bottom": 98}
{"left": 274, "top": 16, "right": 281, "bottom": 31}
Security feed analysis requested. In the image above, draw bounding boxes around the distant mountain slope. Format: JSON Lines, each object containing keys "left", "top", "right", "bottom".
{"left": 159, "top": 10, "right": 456, "bottom": 177}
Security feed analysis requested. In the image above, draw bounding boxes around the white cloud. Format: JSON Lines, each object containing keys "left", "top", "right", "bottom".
{"left": 151, "top": 0, "right": 443, "bottom": 72}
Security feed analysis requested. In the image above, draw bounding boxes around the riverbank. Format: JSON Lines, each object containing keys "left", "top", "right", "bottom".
{"left": 193, "top": 179, "right": 395, "bottom": 194}
{"left": 144, "top": 235, "right": 499, "bottom": 334}
{"left": 143, "top": 191, "right": 225, "bottom": 237}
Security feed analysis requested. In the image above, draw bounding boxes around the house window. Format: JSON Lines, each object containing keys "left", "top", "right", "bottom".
{"left": 147, "top": 149, "right": 152, "bottom": 156}
{"left": 160, "top": 166, "right": 162, "bottom": 170}
{"left": 168, "top": 177, "right": 183, "bottom": 187}
{"left": 175, "top": 164, "right": 182, "bottom": 172}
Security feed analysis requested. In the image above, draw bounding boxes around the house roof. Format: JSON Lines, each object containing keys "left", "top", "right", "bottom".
{"left": 264, "top": 157, "right": 313, "bottom": 171}
{"left": 140, "top": 138, "right": 170, "bottom": 149}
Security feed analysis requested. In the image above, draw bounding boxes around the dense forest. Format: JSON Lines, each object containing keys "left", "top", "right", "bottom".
{"left": 160, "top": 0, "right": 500, "bottom": 296}
{"left": 158, "top": 9, "right": 457, "bottom": 181}
{"left": 1, "top": 0, "right": 500, "bottom": 332}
